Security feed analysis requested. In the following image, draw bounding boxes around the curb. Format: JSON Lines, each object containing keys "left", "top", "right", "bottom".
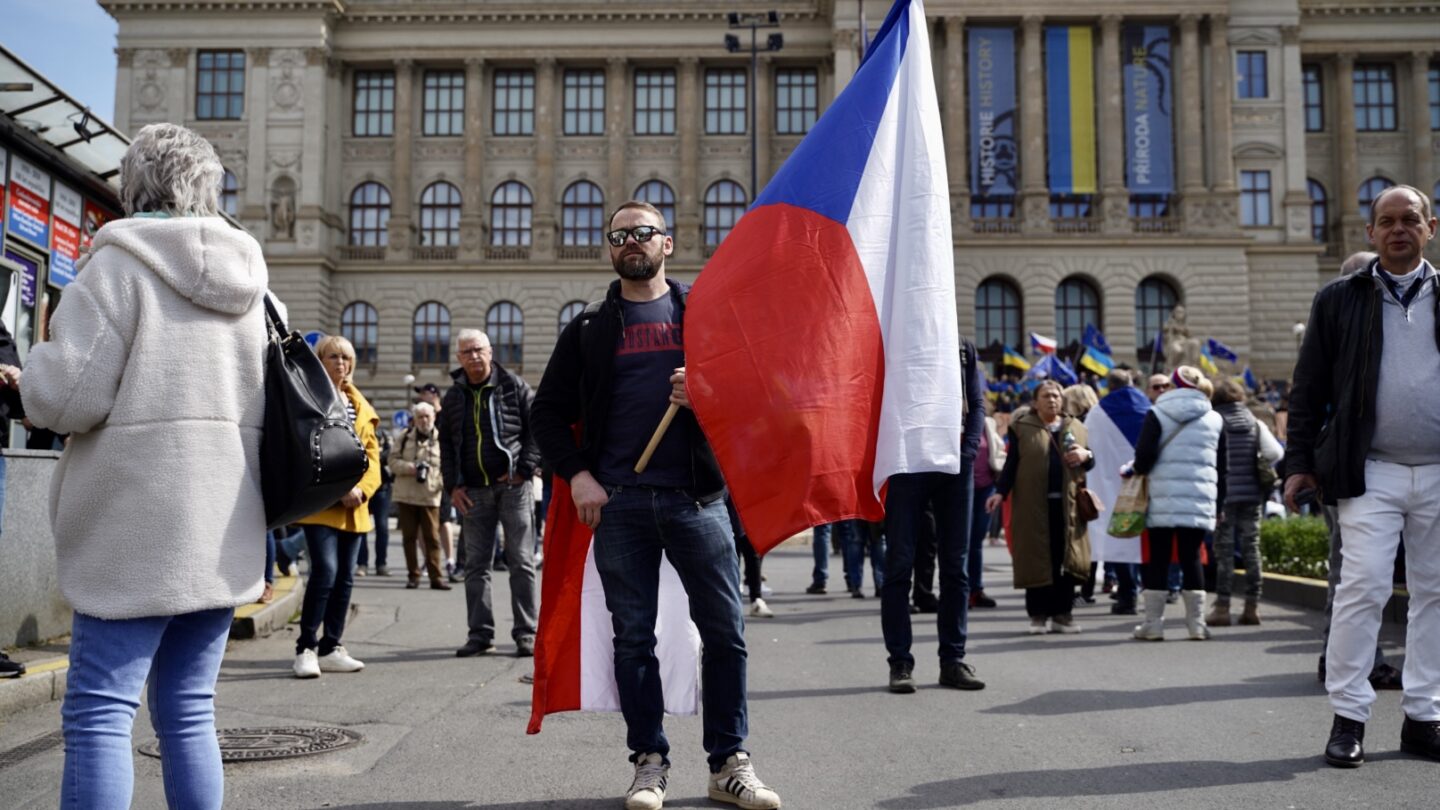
{"left": 0, "top": 576, "right": 304, "bottom": 721}
{"left": 1258, "top": 571, "right": 1409, "bottom": 624}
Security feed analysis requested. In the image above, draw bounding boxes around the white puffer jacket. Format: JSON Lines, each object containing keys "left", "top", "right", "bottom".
{"left": 1146, "top": 388, "right": 1223, "bottom": 530}
{"left": 23, "top": 217, "right": 269, "bottom": 619}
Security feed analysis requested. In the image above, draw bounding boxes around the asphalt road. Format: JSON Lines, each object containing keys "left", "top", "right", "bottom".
{"left": 0, "top": 537, "right": 1427, "bottom": 809}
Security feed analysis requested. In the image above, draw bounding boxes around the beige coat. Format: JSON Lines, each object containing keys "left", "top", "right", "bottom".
{"left": 389, "top": 426, "right": 443, "bottom": 506}
{"left": 1007, "top": 412, "right": 1092, "bottom": 589}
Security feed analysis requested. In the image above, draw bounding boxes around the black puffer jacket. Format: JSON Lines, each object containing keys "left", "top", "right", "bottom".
{"left": 531, "top": 279, "right": 725, "bottom": 501}
{"left": 439, "top": 362, "right": 541, "bottom": 492}
{"left": 1284, "top": 260, "right": 1440, "bottom": 503}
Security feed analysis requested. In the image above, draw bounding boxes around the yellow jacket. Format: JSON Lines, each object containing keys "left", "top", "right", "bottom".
{"left": 297, "top": 383, "right": 382, "bottom": 533}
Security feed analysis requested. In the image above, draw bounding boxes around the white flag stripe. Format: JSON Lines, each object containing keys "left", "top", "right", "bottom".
{"left": 1084, "top": 406, "right": 1144, "bottom": 564}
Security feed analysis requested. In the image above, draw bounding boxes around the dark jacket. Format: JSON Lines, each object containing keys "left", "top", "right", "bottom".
{"left": 531, "top": 278, "right": 726, "bottom": 501}
{"left": 0, "top": 323, "right": 21, "bottom": 446}
{"left": 1283, "top": 261, "right": 1440, "bottom": 503}
{"left": 960, "top": 338, "right": 985, "bottom": 461}
{"left": 439, "top": 361, "right": 540, "bottom": 492}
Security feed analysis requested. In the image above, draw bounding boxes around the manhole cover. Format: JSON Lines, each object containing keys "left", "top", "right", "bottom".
{"left": 138, "top": 727, "right": 362, "bottom": 762}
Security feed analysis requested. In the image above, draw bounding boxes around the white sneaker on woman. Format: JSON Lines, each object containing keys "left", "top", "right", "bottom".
{"left": 317, "top": 646, "right": 365, "bottom": 672}
{"left": 749, "top": 598, "right": 775, "bottom": 618}
{"left": 293, "top": 649, "right": 320, "bottom": 679}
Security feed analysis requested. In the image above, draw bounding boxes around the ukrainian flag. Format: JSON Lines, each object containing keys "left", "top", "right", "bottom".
{"left": 1079, "top": 346, "right": 1114, "bottom": 375}
{"left": 1045, "top": 26, "right": 1097, "bottom": 194}
{"left": 1002, "top": 345, "right": 1031, "bottom": 371}
{"left": 1198, "top": 344, "right": 1219, "bottom": 377}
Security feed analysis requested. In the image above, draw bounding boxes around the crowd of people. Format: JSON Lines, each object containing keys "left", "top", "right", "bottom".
{"left": 2, "top": 121, "right": 1436, "bottom": 810}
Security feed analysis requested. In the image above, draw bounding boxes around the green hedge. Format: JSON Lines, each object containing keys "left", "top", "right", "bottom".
{"left": 1259, "top": 515, "right": 1330, "bottom": 579}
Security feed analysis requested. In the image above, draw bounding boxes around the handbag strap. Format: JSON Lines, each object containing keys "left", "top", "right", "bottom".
{"left": 262, "top": 292, "right": 288, "bottom": 338}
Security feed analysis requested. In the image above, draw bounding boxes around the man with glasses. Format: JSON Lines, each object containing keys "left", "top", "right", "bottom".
{"left": 440, "top": 329, "right": 541, "bottom": 659}
{"left": 533, "top": 201, "right": 781, "bottom": 810}
{"left": 1146, "top": 373, "right": 1173, "bottom": 403}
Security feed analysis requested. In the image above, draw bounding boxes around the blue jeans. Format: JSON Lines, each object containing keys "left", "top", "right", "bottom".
{"left": 592, "top": 486, "right": 748, "bottom": 770}
{"left": 62, "top": 607, "right": 233, "bottom": 810}
{"left": 461, "top": 482, "right": 538, "bottom": 643}
{"left": 811, "top": 523, "right": 831, "bottom": 587}
{"left": 882, "top": 468, "right": 974, "bottom": 666}
{"left": 841, "top": 519, "right": 885, "bottom": 592}
{"left": 358, "top": 483, "right": 392, "bottom": 569}
{"left": 264, "top": 530, "right": 276, "bottom": 584}
{"left": 969, "top": 484, "right": 996, "bottom": 593}
{"left": 297, "top": 525, "right": 362, "bottom": 655}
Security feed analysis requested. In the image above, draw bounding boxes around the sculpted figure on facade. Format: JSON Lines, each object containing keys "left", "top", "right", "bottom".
{"left": 1163, "top": 305, "right": 1202, "bottom": 369}
{"left": 270, "top": 179, "right": 296, "bottom": 240}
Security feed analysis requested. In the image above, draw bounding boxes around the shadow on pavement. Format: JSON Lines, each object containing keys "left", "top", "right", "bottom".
{"left": 979, "top": 673, "right": 1316, "bottom": 716}
{"left": 877, "top": 757, "right": 1320, "bottom": 808}
{"left": 746, "top": 684, "right": 882, "bottom": 701}
{"left": 326, "top": 796, "right": 716, "bottom": 809}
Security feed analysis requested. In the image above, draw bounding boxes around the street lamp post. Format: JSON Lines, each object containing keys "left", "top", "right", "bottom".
{"left": 725, "top": 11, "right": 783, "bottom": 202}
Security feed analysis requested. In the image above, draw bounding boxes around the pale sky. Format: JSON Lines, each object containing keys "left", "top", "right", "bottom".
{"left": 4, "top": 0, "right": 119, "bottom": 124}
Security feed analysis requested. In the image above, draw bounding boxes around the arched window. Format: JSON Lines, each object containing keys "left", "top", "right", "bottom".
{"left": 634, "top": 180, "right": 676, "bottom": 231}
{"left": 704, "top": 180, "right": 747, "bottom": 246}
{"left": 490, "top": 181, "right": 533, "bottom": 246}
{"left": 1134, "top": 277, "right": 1179, "bottom": 354}
{"left": 1358, "top": 176, "right": 1394, "bottom": 220}
{"left": 561, "top": 181, "right": 605, "bottom": 246}
{"left": 486, "top": 301, "right": 524, "bottom": 370}
{"left": 220, "top": 170, "right": 239, "bottom": 217}
{"left": 349, "top": 182, "right": 391, "bottom": 246}
{"left": 419, "top": 181, "right": 462, "bottom": 246}
{"left": 341, "top": 302, "right": 379, "bottom": 365}
{"left": 975, "top": 278, "right": 1023, "bottom": 353}
{"left": 558, "top": 300, "right": 588, "bottom": 332}
{"left": 413, "top": 301, "right": 451, "bottom": 364}
{"left": 1054, "top": 278, "right": 1100, "bottom": 349}
{"left": 1308, "top": 179, "right": 1329, "bottom": 244}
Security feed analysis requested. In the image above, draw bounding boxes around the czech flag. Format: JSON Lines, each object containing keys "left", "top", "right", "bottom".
{"left": 1084, "top": 386, "right": 1151, "bottom": 565}
{"left": 685, "top": 0, "right": 962, "bottom": 552}
{"left": 1030, "top": 332, "right": 1058, "bottom": 355}
{"left": 1002, "top": 345, "right": 1032, "bottom": 371}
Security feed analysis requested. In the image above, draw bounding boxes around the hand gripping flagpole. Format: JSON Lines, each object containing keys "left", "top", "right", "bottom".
{"left": 634, "top": 403, "right": 680, "bottom": 474}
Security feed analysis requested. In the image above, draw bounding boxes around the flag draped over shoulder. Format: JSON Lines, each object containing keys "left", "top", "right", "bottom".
{"left": 528, "top": 476, "right": 702, "bottom": 734}
{"left": 684, "top": 0, "right": 961, "bottom": 553}
{"left": 1084, "top": 387, "right": 1151, "bottom": 564}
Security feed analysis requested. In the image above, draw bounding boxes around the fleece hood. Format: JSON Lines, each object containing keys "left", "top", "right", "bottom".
{"left": 1152, "top": 387, "right": 1213, "bottom": 424}
{"left": 78, "top": 217, "right": 267, "bottom": 315}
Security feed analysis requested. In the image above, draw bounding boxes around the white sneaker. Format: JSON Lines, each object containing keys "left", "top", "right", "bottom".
{"left": 708, "top": 752, "right": 781, "bottom": 809}
{"left": 293, "top": 649, "right": 320, "bottom": 679}
{"left": 1027, "top": 618, "right": 1049, "bottom": 635}
{"left": 1050, "top": 615, "right": 1082, "bottom": 634}
{"left": 317, "top": 646, "right": 365, "bottom": 673}
{"left": 749, "top": 598, "right": 775, "bottom": 619}
{"left": 625, "top": 752, "right": 669, "bottom": 810}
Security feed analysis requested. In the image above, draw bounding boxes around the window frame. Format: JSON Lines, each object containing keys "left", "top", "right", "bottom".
{"left": 703, "top": 180, "right": 748, "bottom": 246}
{"left": 1054, "top": 278, "right": 1101, "bottom": 349}
{"left": 195, "top": 50, "right": 245, "bottom": 120}
{"left": 1307, "top": 179, "right": 1329, "bottom": 244}
{"left": 1239, "top": 169, "right": 1273, "bottom": 227}
{"left": 1353, "top": 63, "right": 1397, "bottom": 132}
{"left": 1236, "top": 51, "right": 1269, "bottom": 100}
{"left": 1428, "top": 64, "right": 1439, "bottom": 131}
{"left": 348, "top": 182, "right": 392, "bottom": 247}
{"left": 1358, "top": 176, "right": 1395, "bottom": 219}
{"left": 418, "top": 181, "right": 463, "bottom": 247}
{"left": 634, "top": 180, "right": 677, "bottom": 231}
{"left": 563, "top": 68, "right": 606, "bottom": 136}
{"left": 705, "top": 68, "right": 748, "bottom": 135}
{"left": 486, "top": 301, "right": 525, "bottom": 371}
{"left": 1134, "top": 277, "right": 1179, "bottom": 354}
{"left": 490, "top": 181, "right": 534, "bottom": 246}
{"left": 561, "top": 180, "right": 606, "bottom": 246}
{"left": 353, "top": 70, "right": 397, "bottom": 137}
{"left": 975, "top": 278, "right": 1023, "bottom": 353}
{"left": 412, "top": 301, "right": 452, "bottom": 366}
{"left": 493, "top": 68, "right": 536, "bottom": 136}
{"left": 1303, "top": 63, "right": 1324, "bottom": 132}
{"left": 558, "top": 300, "right": 588, "bottom": 333}
{"left": 341, "top": 301, "right": 380, "bottom": 366}
{"left": 422, "top": 69, "right": 465, "bottom": 137}
{"left": 775, "top": 67, "right": 819, "bottom": 135}
{"left": 634, "top": 68, "right": 677, "bottom": 135}
{"left": 220, "top": 170, "right": 239, "bottom": 217}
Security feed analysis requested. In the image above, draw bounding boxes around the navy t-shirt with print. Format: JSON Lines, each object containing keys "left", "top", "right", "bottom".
{"left": 596, "top": 295, "right": 690, "bottom": 488}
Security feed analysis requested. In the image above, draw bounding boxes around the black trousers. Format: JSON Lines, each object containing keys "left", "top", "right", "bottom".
{"left": 912, "top": 501, "right": 939, "bottom": 607}
{"left": 1025, "top": 498, "right": 1076, "bottom": 617}
{"left": 1143, "top": 527, "right": 1206, "bottom": 591}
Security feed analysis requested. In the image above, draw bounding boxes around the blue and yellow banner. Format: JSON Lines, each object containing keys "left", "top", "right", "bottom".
{"left": 1002, "top": 345, "right": 1031, "bottom": 371}
{"left": 1079, "top": 347, "right": 1115, "bottom": 376}
{"left": 1122, "top": 25, "right": 1175, "bottom": 195}
{"left": 1045, "top": 26, "right": 1096, "bottom": 195}
{"left": 968, "top": 28, "right": 1018, "bottom": 198}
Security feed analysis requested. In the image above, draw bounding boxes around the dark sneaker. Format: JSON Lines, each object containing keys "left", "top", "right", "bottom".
{"left": 456, "top": 640, "right": 495, "bottom": 658}
{"left": 0, "top": 652, "right": 24, "bottom": 678}
{"left": 1400, "top": 715, "right": 1440, "bottom": 761}
{"left": 1324, "top": 714, "right": 1365, "bottom": 768}
{"left": 888, "top": 662, "right": 916, "bottom": 694}
{"left": 515, "top": 636, "right": 536, "bottom": 657}
{"left": 939, "top": 661, "right": 985, "bottom": 691}
{"left": 970, "top": 591, "right": 997, "bottom": 608}
{"left": 1110, "top": 602, "right": 1138, "bottom": 616}
{"left": 850, "top": 588, "right": 866, "bottom": 599}
{"left": 1369, "top": 662, "right": 1403, "bottom": 691}
{"left": 913, "top": 595, "right": 940, "bottom": 614}
{"left": 805, "top": 583, "right": 827, "bottom": 595}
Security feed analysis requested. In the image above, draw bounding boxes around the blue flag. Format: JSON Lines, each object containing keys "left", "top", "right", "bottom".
{"left": 1206, "top": 338, "right": 1238, "bottom": 363}
{"left": 1082, "top": 323, "right": 1111, "bottom": 354}
{"left": 1243, "top": 367, "right": 1259, "bottom": 391}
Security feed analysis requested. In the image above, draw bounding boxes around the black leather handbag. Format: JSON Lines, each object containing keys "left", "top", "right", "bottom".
{"left": 260, "top": 294, "right": 369, "bottom": 529}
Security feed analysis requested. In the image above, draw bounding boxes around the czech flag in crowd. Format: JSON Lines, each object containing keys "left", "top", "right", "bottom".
{"left": 1030, "top": 332, "right": 1058, "bottom": 355}
{"left": 685, "top": 0, "right": 962, "bottom": 552}
{"left": 1002, "top": 345, "right": 1031, "bottom": 371}
{"left": 1084, "top": 385, "right": 1151, "bottom": 565}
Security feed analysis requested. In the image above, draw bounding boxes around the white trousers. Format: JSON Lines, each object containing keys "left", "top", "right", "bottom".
{"left": 1329, "top": 459, "right": 1440, "bottom": 723}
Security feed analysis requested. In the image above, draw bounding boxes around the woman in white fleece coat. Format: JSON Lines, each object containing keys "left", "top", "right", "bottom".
{"left": 21, "top": 124, "right": 268, "bottom": 810}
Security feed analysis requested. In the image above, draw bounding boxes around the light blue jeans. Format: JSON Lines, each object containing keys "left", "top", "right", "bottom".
{"left": 62, "top": 607, "right": 234, "bottom": 810}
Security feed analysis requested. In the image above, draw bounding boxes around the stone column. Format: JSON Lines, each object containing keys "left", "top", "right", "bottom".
{"left": 298, "top": 48, "right": 331, "bottom": 255}
{"left": 1098, "top": 15, "right": 1129, "bottom": 232}
{"left": 833, "top": 29, "right": 859, "bottom": 94}
{"left": 1333, "top": 53, "right": 1363, "bottom": 253}
{"left": 1280, "top": 25, "right": 1313, "bottom": 243}
{"left": 678, "top": 57, "right": 701, "bottom": 258}
{"left": 944, "top": 16, "right": 969, "bottom": 232}
{"left": 114, "top": 49, "right": 134, "bottom": 135}
{"left": 1177, "top": 15, "right": 1204, "bottom": 194}
{"left": 607, "top": 57, "right": 629, "bottom": 207}
{"left": 387, "top": 59, "right": 415, "bottom": 256}
{"left": 1020, "top": 14, "right": 1049, "bottom": 232}
{"left": 461, "top": 58, "right": 485, "bottom": 260}
{"left": 244, "top": 48, "right": 271, "bottom": 223}
{"left": 1410, "top": 51, "right": 1435, "bottom": 197}
{"left": 167, "top": 48, "right": 189, "bottom": 124}
{"left": 532, "top": 57, "right": 557, "bottom": 259}
{"left": 1207, "top": 15, "right": 1235, "bottom": 192}
{"left": 755, "top": 55, "right": 774, "bottom": 191}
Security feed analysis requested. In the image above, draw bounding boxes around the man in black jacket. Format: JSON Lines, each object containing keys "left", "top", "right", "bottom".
{"left": 1284, "top": 184, "right": 1440, "bottom": 768}
{"left": 532, "top": 201, "right": 780, "bottom": 810}
{"left": 440, "top": 329, "right": 541, "bottom": 658}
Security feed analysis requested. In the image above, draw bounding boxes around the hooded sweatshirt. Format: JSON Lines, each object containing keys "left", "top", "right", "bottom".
{"left": 23, "top": 217, "right": 270, "bottom": 620}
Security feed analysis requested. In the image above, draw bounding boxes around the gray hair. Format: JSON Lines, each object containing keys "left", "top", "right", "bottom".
{"left": 412, "top": 401, "right": 436, "bottom": 418}
{"left": 454, "top": 328, "right": 490, "bottom": 351}
{"left": 1105, "top": 369, "right": 1133, "bottom": 390}
{"left": 1339, "top": 250, "right": 1377, "bottom": 278}
{"left": 119, "top": 123, "right": 223, "bottom": 217}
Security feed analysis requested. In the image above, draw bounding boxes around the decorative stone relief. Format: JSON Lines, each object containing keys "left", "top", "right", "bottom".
{"left": 703, "top": 143, "right": 746, "bottom": 157}
{"left": 1233, "top": 109, "right": 1282, "bottom": 129}
{"left": 133, "top": 50, "right": 170, "bottom": 114}
{"left": 626, "top": 142, "right": 678, "bottom": 160}
{"left": 343, "top": 141, "right": 395, "bottom": 162}
{"left": 268, "top": 49, "right": 307, "bottom": 116}
{"left": 417, "top": 142, "right": 464, "bottom": 161}
{"left": 486, "top": 142, "right": 535, "bottom": 160}
{"left": 269, "top": 150, "right": 302, "bottom": 173}
{"left": 193, "top": 124, "right": 245, "bottom": 145}
{"left": 559, "top": 142, "right": 605, "bottom": 159}
{"left": 1355, "top": 135, "right": 1405, "bottom": 156}
{"left": 270, "top": 176, "right": 297, "bottom": 241}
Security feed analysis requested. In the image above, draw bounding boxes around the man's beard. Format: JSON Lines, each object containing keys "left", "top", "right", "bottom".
{"left": 614, "top": 250, "right": 659, "bottom": 280}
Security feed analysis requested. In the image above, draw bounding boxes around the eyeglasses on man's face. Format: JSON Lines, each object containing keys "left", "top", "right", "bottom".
{"left": 458, "top": 346, "right": 492, "bottom": 358}
{"left": 606, "top": 225, "right": 666, "bottom": 247}
{"left": 1150, "top": 383, "right": 1171, "bottom": 391}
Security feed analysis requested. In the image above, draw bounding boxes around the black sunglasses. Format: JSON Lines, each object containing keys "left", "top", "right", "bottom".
{"left": 606, "top": 225, "right": 666, "bottom": 247}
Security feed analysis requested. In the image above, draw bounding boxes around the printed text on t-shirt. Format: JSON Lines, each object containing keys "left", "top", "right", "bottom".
{"left": 617, "top": 322, "right": 684, "bottom": 356}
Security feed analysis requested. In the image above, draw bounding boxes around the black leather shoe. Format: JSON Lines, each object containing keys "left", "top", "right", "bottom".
{"left": 913, "top": 595, "right": 940, "bottom": 613}
{"left": 888, "top": 662, "right": 915, "bottom": 694}
{"left": 805, "top": 583, "right": 827, "bottom": 595}
{"left": 455, "top": 640, "right": 495, "bottom": 658}
{"left": 1400, "top": 716, "right": 1440, "bottom": 761}
{"left": 1324, "top": 714, "right": 1365, "bottom": 768}
{"left": 939, "top": 661, "right": 985, "bottom": 691}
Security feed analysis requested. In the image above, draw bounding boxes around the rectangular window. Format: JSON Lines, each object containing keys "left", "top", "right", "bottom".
{"left": 1240, "top": 170, "right": 1272, "bottom": 227}
{"left": 705, "top": 68, "right": 747, "bottom": 135}
{"left": 563, "top": 69, "right": 605, "bottom": 135}
{"left": 1353, "top": 64, "right": 1397, "bottom": 131}
{"left": 353, "top": 71, "right": 396, "bottom": 137}
{"left": 1429, "top": 65, "right": 1439, "bottom": 131}
{"left": 775, "top": 68, "right": 818, "bottom": 135}
{"left": 422, "top": 70, "right": 464, "bottom": 136}
{"left": 1303, "top": 64, "right": 1324, "bottom": 132}
{"left": 634, "top": 69, "right": 676, "bottom": 135}
{"left": 493, "top": 69, "right": 536, "bottom": 136}
{"left": 1237, "top": 51, "right": 1268, "bottom": 99}
{"left": 196, "top": 50, "right": 245, "bottom": 120}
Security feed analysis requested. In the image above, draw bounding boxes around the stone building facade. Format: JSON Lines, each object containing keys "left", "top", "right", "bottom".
{"left": 101, "top": 0, "right": 1440, "bottom": 416}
